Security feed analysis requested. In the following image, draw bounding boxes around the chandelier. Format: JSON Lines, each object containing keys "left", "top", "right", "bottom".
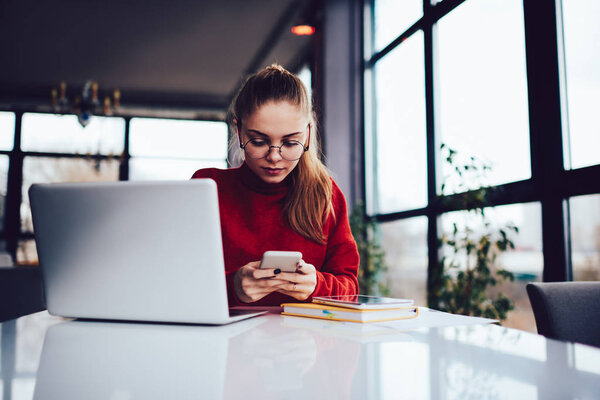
{"left": 51, "top": 81, "right": 121, "bottom": 127}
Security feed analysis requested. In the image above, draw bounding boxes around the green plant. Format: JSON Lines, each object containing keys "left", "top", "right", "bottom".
{"left": 349, "top": 202, "right": 390, "bottom": 296}
{"left": 429, "top": 144, "right": 516, "bottom": 321}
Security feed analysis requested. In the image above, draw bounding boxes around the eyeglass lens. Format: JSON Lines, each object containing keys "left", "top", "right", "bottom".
{"left": 244, "top": 140, "right": 305, "bottom": 161}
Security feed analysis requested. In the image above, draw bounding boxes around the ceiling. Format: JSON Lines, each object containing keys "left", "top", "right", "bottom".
{"left": 0, "top": 0, "right": 316, "bottom": 116}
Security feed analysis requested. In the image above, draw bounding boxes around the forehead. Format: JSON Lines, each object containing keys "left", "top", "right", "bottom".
{"left": 243, "top": 101, "right": 308, "bottom": 136}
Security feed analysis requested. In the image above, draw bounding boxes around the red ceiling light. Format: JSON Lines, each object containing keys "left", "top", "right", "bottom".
{"left": 291, "top": 25, "right": 315, "bottom": 36}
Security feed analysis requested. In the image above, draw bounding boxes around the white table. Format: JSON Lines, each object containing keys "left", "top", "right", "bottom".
{"left": 1, "top": 310, "right": 599, "bottom": 399}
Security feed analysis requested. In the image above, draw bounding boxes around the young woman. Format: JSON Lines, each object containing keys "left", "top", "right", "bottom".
{"left": 192, "top": 64, "right": 359, "bottom": 306}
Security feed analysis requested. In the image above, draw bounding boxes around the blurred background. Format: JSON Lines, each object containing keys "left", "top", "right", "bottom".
{"left": 0, "top": 0, "right": 599, "bottom": 335}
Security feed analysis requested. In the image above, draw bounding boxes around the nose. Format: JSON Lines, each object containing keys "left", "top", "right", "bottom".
{"left": 265, "top": 146, "right": 283, "bottom": 162}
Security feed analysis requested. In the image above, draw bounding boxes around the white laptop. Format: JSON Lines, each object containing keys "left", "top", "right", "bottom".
{"left": 29, "top": 179, "right": 265, "bottom": 324}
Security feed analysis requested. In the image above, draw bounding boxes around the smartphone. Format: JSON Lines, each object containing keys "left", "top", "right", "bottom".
{"left": 259, "top": 251, "right": 302, "bottom": 272}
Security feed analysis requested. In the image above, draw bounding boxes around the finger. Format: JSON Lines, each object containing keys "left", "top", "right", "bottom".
{"left": 280, "top": 281, "right": 309, "bottom": 292}
{"left": 296, "top": 260, "right": 316, "bottom": 274}
{"left": 245, "top": 281, "right": 287, "bottom": 298}
{"left": 251, "top": 267, "right": 283, "bottom": 279}
{"left": 245, "top": 261, "right": 261, "bottom": 269}
{"left": 257, "top": 277, "right": 290, "bottom": 288}
{"left": 276, "top": 271, "right": 302, "bottom": 281}
{"left": 278, "top": 285, "right": 313, "bottom": 299}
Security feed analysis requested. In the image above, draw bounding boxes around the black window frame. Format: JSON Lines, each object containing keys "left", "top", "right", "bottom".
{"left": 364, "top": 0, "right": 600, "bottom": 306}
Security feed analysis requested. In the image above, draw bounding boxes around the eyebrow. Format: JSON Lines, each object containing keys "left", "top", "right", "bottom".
{"left": 247, "top": 129, "right": 303, "bottom": 138}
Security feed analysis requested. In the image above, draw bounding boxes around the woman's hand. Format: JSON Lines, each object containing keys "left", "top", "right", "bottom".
{"left": 276, "top": 260, "right": 317, "bottom": 301}
{"left": 234, "top": 261, "right": 291, "bottom": 303}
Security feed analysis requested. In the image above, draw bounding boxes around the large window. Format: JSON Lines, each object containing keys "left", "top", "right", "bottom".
{"left": 560, "top": 0, "right": 600, "bottom": 170}
{"left": 0, "top": 111, "right": 15, "bottom": 150}
{"left": 0, "top": 112, "right": 227, "bottom": 265}
{"left": 569, "top": 194, "right": 600, "bottom": 281}
{"left": 0, "top": 112, "right": 14, "bottom": 234}
{"left": 21, "top": 113, "right": 125, "bottom": 155}
{"left": 371, "top": 31, "right": 427, "bottom": 213}
{"left": 380, "top": 217, "right": 428, "bottom": 306}
{"left": 129, "top": 118, "right": 227, "bottom": 180}
{"left": 365, "top": 0, "right": 600, "bottom": 333}
{"left": 373, "top": 0, "right": 422, "bottom": 52}
{"left": 441, "top": 203, "right": 543, "bottom": 330}
{"left": 437, "top": 0, "right": 531, "bottom": 192}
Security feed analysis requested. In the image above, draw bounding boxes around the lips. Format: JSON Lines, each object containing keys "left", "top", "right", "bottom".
{"left": 262, "top": 167, "right": 285, "bottom": 175}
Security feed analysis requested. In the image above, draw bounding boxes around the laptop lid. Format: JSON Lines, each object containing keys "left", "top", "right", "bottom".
{"left": 29, "top": 179, "right": 238, "bottom": 324}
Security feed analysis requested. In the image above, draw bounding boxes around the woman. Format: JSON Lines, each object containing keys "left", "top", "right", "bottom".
{"left": 192, "top": 64, "right": 359, "bottom": 306}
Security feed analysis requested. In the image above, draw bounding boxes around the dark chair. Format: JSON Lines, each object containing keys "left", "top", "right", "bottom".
{"left": 526, "top": 282, "right": 600, "bottom": 348}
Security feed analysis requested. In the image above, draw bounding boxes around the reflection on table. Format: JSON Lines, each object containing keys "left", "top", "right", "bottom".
{"left": 1, "top": 311, "right": 599, "bottom": 399}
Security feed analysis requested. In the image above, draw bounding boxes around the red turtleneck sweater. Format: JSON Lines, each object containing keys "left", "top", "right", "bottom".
{"left": 191, "top": 163, "right": 359, "bottom": 306}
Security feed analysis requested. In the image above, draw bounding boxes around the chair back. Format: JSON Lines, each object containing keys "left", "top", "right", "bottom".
{"left": 526, "top": 282, "right": 600, "bottom": 347}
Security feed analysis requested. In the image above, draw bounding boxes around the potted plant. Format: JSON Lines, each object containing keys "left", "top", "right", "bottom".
{"left": 428, "top": 144, "right": 516, "bottom": 321}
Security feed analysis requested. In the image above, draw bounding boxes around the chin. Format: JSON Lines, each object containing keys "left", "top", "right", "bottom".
{"left": 260, "top": 173, "right": 288, "bottom": 184}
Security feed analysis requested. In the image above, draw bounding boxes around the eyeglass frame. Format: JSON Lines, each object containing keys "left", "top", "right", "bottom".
{"left": 239, "top": 124, "right": 311, "bottom": 161}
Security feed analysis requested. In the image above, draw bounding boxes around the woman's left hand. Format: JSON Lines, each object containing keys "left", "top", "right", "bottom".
{"left": 276, "top": 260, "right": 317, "bottom": 301}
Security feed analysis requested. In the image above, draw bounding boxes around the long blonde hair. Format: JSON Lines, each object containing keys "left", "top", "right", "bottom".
{"left": 229, "top": 65, "right": 333, "bottom": 244}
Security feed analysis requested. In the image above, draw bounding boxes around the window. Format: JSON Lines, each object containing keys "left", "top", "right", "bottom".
{"left": 560, "top": 0, "right": 600, "bottom": 169}
{"left": 0, "top": 111, "right": 15, "bottom": 150}
{"left": 0, "top": 155, "right": 10, "bottom": 230}
{"left": 369, "top": 30, "right": 427, "bottom": 214}
{"left": 441, "top": 203, "right": 543, "bottom": 332}
{"left": 19, "top": 113, "right": 124, "bottom": 238}
{"left": 363, "top": 0, "right": 585, "bottom": 334}
{"left": 379, "top": 216, "right": 428, "bottom": 306}
{"left": 21, "top": 113, "right": 124, "bottom": 155}
{"left": 7, "top": 112, "right": 228, "bottom": 265}
{"left": 437, "top": 0, "right": 531, "bottom": 192}
{"left": 373, "top": 0, "right": 422, "bottom": 52}
{"left": 569, "top": 194, "right": 600, "bottom": 281}
{"left": 129, "top": 118, "right": 228, "bottom": 180}
{"left": 21, "top": 157, "right": 120, "bottom": 233}
{"left": 297, "top": 64, "right": 312, "bottom": 101}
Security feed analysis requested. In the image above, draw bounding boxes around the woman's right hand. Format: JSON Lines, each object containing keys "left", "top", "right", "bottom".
{"left": 233, "top": 261, "right": 288, "bottom": 303}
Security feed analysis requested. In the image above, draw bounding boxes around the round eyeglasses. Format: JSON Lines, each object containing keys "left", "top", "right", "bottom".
{"left": 240, "top": 127, "right": 310, "bottom": 161}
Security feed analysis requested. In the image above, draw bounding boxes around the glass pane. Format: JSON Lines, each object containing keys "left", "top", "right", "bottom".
{"left": 371, "top": 31, "right": 427, "bottom": 213}
{"left": 21, "top": 113, "right": 125, "bottom": 155}
{"left": 0, "top": 240, "right": 10, "bottom": 267}
{"left": 437, "top": 0, "right": 531, "bottom": 193}
{"left": 0, "top": 155, "right": 9, "bottom": 231}
{"left": 16, "top": 239, "right": 38, "bottom": 266}
{"left": 440, "top": 202, "right": 543, "bottom": 332}
{"left": 21, "top": 157, "right": 120, "bottom": 232}
{"left": 379, "top": 216, "right": 428, "bottom": 306}
{"left": 0, "top": 111, "right": 15, "bottom": 150}
{"left": 130, "top": 118, "right": 228, "bottom": 160}
{"left": 561, "top": 0, "right": 600, "bottom": 169}
{"left": 374, "top": 0, "right": 422, "bottom": 52}
{"left": 297, "top": 64, "right": 312, "bottom": 101}
{"left": 569, "top": 194, "right": 600, "bottom": 281}
{"left": 129, "top": 158, "right": 227, "bottom": 181}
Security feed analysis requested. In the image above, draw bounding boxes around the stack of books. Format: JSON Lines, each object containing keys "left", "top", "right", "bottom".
{"left": 281, "top": 295, "right": 418, "bottom": 323}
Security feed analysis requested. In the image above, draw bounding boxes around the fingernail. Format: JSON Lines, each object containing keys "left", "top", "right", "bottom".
{"left": 274, "top": 269, "right": 281, "bottom": 275}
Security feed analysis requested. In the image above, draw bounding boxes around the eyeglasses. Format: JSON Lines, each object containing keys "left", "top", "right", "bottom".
{"left": 240, "top": 126, "right": 310, "bottom": 161}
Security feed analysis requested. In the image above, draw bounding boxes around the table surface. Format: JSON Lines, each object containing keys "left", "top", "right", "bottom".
{"left": 1, "top": 310, "right": 599, "bottom": 400}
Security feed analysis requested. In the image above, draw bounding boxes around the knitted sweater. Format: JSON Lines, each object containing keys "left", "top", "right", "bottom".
{"left": 191, "top": 162, "right": 359, "bottom": 306}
